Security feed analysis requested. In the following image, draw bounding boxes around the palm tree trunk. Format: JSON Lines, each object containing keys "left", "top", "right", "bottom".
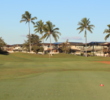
{"left": 85, "top": 30, "right": 87, "bottom": 57}
{"left": 28, "top": 22, "right": 31, "bottom": 52}
{"left": 93, "top": 45, "right": 94, "bottom": 56}
{"left": 50, "top": 34, "right": 52, "bottom": 56}
{"left": 109, "top": 45, "right": 110, "bottom": 57}
{"left": 65, "top": 44, "right": 66, "bottom": 54}
{"left": 42, "top": 34, "right": 44, "bottom": 54}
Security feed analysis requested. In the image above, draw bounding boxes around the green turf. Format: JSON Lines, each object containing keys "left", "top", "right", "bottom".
{"left": 0, "top": 53, "right": 110, "bottom": 100}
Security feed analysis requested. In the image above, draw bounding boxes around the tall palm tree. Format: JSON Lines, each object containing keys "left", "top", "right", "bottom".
{"left": 41, "top": 21, "right": 61, "bottom": 54}
{"left": 20, "top": 11, "right": 37, "bottom": 52}
{"left": 103, "top": 24, "right": 110, "bottom": 40}
{"left": 77, "top": 18, "right": 94, "bottom": 57}
{"left": 34, "top": 20, "right": 44, "bottom": 52}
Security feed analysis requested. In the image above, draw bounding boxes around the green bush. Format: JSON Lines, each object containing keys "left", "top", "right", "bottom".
{"left": 0, "top": 49, "right": 9, "bottom": 55}
{"left": 32, "top": 46, "right": 44, "bottom": 53}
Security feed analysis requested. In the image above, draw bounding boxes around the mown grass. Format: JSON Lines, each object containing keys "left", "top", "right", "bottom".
{"left": 0, "top": 53, "right": 110, "bottom": 100}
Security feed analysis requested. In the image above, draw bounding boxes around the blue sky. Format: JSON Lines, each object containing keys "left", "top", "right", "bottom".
{"left": 0, "top": 0, "right": 110, "bottom": 44}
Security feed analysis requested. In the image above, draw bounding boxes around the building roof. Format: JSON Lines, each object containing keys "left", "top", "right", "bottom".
{"left": 6, "top": 44, "right": 23, "bottom": 47}
{"left": 53, "top": 42, "right": 63, "bottom": 45}
{"left": 69, "top": 42, "right": 84, "bottom": 46}
{"left": 88, "top": 42, "right": 105, "bottom": 45}
{"left": 53, "top": 42, "right": 84, "bottom": 45}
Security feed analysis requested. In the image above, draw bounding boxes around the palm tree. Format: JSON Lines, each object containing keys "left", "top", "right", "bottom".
{"left": 20, "top": 11, "right": 37, "bottom": 52}
{"left": 34, "top": 20, "right": 44, "bottom": 52}
{"left": 41, "top": 21, "right": 61, "bottom": 55}
{"left": 77, "top": 18, "right": 95, "bottom": 57}
{"left": 103, "top": 24, "right": 110, "bottom": 40}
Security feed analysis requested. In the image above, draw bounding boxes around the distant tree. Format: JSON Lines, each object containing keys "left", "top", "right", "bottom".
{"left": 23, "top": 34, "right": 42, "bottom": 53}
{"left": 60, "top": 39, "right": 70, "bottom": 53}
{"left": 103, "top": 24, "right": 110, "bottom": 40}
{"left": 0, "top": 37, "right": 6, "bottom": 48}
{"left": 77, "top": 18, "right": 94, "bottom": 57}
{"left": 41, "top": 21, "right": 61, "bottom": 55}
{"left": 0, "top": 37, "right": 8, "bottom": 55}
{"left": 20, "top": 11, "right": 37, "bottom": 52}
{"left": 29, "top": 34, "right": 40, "bottom": 45}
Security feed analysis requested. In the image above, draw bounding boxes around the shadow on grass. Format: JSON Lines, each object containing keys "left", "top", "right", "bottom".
{"left": 0, "top": 49, "right": 9, "bottom": 55}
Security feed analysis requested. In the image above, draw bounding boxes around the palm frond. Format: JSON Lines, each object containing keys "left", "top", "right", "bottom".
{"left": 52, "top": 32, "right": 60, "bottom": 42}
{"left": 53, "top": 28, "right": 59, "bottom": 31}
{"left": 103, "top": 29, "right": 110, "bottom": 33}
{"left": 31, "top": 21, "right": 35, "bottom": 25}
{"left": 89, "top": 25, "right": 95, "bottom": 27}
{"left": 77, "top": 27, "right": 84, "bottom": 33}
{"left": 87, "top": 26, "right": 94, "bottom": 33}
{"left": 107, "top": 24, "right": 110, "bottom": 29}
{"left": 40, "top": 32, "right": 49, "bottom": 40}
{"left": 78, "top": 22, "right": 84, "bottom": 26}
{"left": 31, "top": 17, "right": 37, "bottom": 20}
{"left": 20, "top": 20, "right": 27, "bottom": 23}
{"left": 52, "top": 34, "right": 58, "bottom": 42}
{"left": 25, "top": 11, "right": 31, "bottom": 19}
{"left": 34, "top": 28, "right": 39, "bottom": 33}
{"left": 103, "top": 25, "right": 110, "bottom": 40}
{"left": 21, "top": 14, "right": 28, "bottom": 20}
{"left": 105, "top": 34, "right": 110, "bottom": 40}
{"left": 53, "top": 30, "right": 61, "bottom": 35}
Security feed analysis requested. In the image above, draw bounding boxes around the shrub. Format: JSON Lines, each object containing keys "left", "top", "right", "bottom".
{"left": 0, "top": 49, "right": 9, "bottom": 55}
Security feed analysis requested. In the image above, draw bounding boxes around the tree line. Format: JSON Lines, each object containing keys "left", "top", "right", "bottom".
{"left": 1, "top": 11, "right": 110, "bottom": 55}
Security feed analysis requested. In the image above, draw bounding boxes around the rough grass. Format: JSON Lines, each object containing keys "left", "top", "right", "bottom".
{"left": 0, "top": 53, "right": 110, "bottom": 100}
